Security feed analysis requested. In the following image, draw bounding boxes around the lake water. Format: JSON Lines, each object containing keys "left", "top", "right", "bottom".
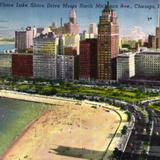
{"left": 0, "top": 97, "right": 48, "bottom": 155}
{"left": 0, "top": 44, "right": 15, "bottom": 53}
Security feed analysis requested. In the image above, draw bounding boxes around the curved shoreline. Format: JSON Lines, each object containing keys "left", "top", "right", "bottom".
{"left": 0, "top": 90, "right": 79, "bottom": 105}
{"left": 0, "top": 90, "right": 127, "bottom": 160}
{"left": 0, "top": 110, "right": 50, "bottom": 160}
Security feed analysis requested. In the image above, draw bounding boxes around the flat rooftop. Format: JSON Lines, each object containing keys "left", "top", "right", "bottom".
{"left": 136, "top": 51, "right": 160, "bottom": 56}
{"left": 117, "top": 52, "right": 135, "bottom": 58}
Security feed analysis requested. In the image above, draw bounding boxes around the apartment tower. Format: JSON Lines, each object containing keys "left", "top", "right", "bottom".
{"left": 97, "top": 2, "right": 119, "bottom": 80}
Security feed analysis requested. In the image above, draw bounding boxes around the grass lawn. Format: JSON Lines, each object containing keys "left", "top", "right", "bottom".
{"left": 149, "top": 102, "right": 160, "bottom": 112}
{"left": 77, "top": 86, "right": 157, "bottom": 102}
{"left": 9, "top": 83, "right": 159, "bottom": 103}
{"left": 0, "top": 97, "right": 49, "bottom": 156}
{"left": 0, "top": 77, "right": 159, "bottom": 103}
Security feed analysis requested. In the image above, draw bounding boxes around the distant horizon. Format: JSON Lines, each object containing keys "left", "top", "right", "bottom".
{"left": 0, "top": 0, "right": 158, "bottom": 40}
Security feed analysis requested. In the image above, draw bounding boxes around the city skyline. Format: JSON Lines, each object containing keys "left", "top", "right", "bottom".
{"left": 0, "top": 0, "right": 158, "bottom": 39}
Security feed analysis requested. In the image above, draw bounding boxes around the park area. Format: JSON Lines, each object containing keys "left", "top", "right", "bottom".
{"left": 0, "top": 77, "right": 159, "bottom": 103}
{"left": 0, "top": 93, "right": 124, "bottom": 160}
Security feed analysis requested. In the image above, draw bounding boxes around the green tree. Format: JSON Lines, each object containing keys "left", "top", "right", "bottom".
{"left": 113, "top": 147, "right": 122, "bottom": 159}
{"left": 121, "top": 125, "right": 128, "bottom": 135}
{"left": 40, "top": 86, "right": 57, "bottom": 95}
{"left": 126, "top": 112, "right": 132, "bottom": 122}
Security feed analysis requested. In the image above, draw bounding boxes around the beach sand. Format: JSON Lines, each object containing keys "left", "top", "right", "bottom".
{"left": 0, "top": 90, "right": 126, "bottom": 160}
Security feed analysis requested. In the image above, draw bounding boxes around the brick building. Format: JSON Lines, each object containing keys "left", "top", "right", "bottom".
{"left": 12, "top": 54, "right": 33, "bottom": 77}
{"left": 79, "top": 39, "right": 97, "bottom": 80}
{"left": 64, "top": 47, "right": 77, "bottom": 56}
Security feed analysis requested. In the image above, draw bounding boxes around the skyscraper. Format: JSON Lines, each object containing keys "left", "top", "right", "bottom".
{"left": 152, "top": 0, "right": 160, "bottom": 49}
{"left": 69, "top": 9, "right": 76, "bottom": 24}
{"left": 97, "top": 2, "right": 119, "bottom": 80}
{"left": 15, "top": 26, "right": 33, "bottom": 52}
{"left": 33, "top": 33, "right": 59, "bottom": 54}
{"left": 88, "top": 23, "right": 98, "bottom": 35}
{"left": 64, "top": 9, "right": 79, "bottom": 34}
{"left": 80, "top": 39, "right": 97, "bottom": 80}
{"left": 51, "top": 9, "right": 79, "bottom": 35}
{"left": 33, "top": 33, "right": 58, "bottom": 80}
{"left": 15, "top": 31, "right": 26, "bottom": 51}
{"left": 158, "top": 0, "right": 160, "bottom": 27}
{"left": 56, "top": 55, "right": 75, "bottom": 81}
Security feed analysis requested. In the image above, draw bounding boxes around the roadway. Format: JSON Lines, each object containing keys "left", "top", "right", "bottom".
{"left": 147, "top": 109, "right": 160, "bottom": 160}
{"left": 120, "top": 99, "right": 160, "bottom": 160}
{"left": 120, "top": 108, "right": 148, "bottom": 160}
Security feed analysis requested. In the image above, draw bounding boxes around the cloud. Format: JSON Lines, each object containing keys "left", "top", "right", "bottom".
{"left": 121, "top": 26, "right": 147, "bottom": 41}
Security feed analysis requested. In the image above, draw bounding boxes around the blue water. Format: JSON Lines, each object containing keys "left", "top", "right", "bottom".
{"left": 0, "top": 44, "right": 15, "bottom": 53}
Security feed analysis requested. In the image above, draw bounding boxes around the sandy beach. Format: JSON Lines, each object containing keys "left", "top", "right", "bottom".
{"left": 0, "top": 90, "right": 127, "bottom": 160}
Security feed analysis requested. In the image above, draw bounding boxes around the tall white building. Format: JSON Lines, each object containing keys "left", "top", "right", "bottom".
{"left": 33, "top": 54, "right": 75, "bottom": 81}
{"left": 33, "top": 33, "right": 58, "bottom": 80}
{"left": 33, "top": 54, "right": 57, "bottom": 80}
{"left": 33, "top": 33, "right": 59, "bottom": 54}
{"left": 33, "top": 33, "right": 75, "bottom": 81}
{"left": 80, "top": 30, "right": 98, "bottom": 40}
{"left": 88, "top": 23, "right": 98, "bottom": 35}
{"left": 56, "top": 55, "right": 74, "bottom": 81}
{"left": 117, "top": 52, "right": 135, "bottom": 80}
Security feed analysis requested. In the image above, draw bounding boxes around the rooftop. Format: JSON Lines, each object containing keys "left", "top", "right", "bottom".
{"left": 34, "top": 32, "right": 56, "bottom": 41}
{"left": 136, "top": 51, "right": 160, "bottom": 56}
{"left": 118, "top": 52, "right": 135, "bottom": 57}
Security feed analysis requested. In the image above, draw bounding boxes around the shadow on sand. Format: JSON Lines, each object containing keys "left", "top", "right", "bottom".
{"left": 49, "top": 145, "right": 106, "bottom": 159}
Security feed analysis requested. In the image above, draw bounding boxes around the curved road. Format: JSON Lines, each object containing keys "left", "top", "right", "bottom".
{"left": 120, "top": 99, "right": 160, "bottom": 160}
